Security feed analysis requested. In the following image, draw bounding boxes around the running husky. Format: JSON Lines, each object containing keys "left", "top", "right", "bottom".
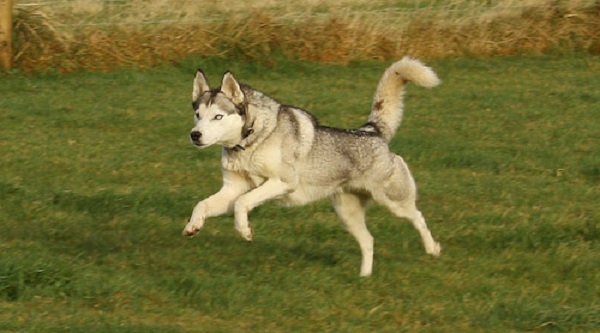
{"left": 182, "top": 57, "right": 442, "bottom": 277}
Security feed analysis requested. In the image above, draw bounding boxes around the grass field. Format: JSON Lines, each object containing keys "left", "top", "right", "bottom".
{"left": 1, "top": 55, "right": 599, "bottom": 332}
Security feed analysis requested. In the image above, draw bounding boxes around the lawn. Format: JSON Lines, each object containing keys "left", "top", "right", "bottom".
{"left": 0, "top": 55, "right": 598, "bottom": 332}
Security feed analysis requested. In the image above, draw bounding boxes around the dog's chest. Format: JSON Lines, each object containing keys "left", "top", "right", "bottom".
{"left": 221, "top": 148, "right": 280, "bottom": 179}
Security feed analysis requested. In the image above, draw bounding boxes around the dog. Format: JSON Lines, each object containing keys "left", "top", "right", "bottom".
{"left": 182, "top": 57, "right": 442, "bottom": 277}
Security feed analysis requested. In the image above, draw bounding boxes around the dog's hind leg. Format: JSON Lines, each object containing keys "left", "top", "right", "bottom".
{"left": 333, "top": 192, "right": 374, "bottom": 277}
{"left": 395, "top": 204, "right": 441, "bottom": 256}
{"left": 378, "top": 195, "right": 441, "bottom": 257}
{"left": 372, "top": 157, "right": 441, "bottom": 257}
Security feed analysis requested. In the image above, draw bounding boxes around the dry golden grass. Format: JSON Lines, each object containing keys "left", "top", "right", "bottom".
{"left": 11, "top": 0, "right": 600, "bottom": 71}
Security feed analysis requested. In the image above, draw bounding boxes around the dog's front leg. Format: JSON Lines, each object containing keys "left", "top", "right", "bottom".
{"left": 183, "top": 188, "right": 240, "bottom": 237}
{"left": 183, "top": 171, "right": 251, "bottom": 237}
{"left": 233, "top": 178, "right": 292, "bottom": 241}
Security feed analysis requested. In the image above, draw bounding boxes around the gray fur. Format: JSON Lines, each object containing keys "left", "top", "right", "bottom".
{"left": 183, "top": 58, "right": 442, "bottom": 277}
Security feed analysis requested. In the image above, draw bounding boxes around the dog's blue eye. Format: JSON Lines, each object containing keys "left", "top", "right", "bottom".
{"left": 214, "top": 114, "right": 223, "bottom": 120}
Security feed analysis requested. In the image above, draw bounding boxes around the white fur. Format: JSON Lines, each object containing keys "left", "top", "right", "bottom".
{"left": 183, "top": 59, "right": 442, "bottom": 277}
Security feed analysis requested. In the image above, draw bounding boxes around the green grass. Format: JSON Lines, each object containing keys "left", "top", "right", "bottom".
{"left": 1, "top": 55, "right": 599, "bottom": 332}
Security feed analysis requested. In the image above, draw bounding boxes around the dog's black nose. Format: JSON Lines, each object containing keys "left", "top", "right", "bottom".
{"left": 190, "top": 131, "right": 202, "bottom": 142}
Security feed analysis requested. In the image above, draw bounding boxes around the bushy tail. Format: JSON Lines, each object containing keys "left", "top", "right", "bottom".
{"left": 367, "top": 57, "right": 440, "bottom": 143}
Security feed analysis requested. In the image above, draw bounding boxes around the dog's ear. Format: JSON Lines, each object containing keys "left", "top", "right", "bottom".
{"left": 193, "top": 69, "right": 210, "bottom": 101}
{"left": 220, "top": 71, "right": 244, "bottom": 105}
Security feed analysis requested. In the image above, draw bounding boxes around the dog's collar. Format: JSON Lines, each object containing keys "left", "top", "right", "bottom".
{"left": 242, "top": 121, "right": 255, "bottom": 140}
{"left": 230, "top": 120, "right": 254, "bottom": 152}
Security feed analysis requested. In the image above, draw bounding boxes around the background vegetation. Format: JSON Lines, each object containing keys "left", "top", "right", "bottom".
{"left": 10, "top": 0, "right": 600, "bottom": 72}
{"left": 1, "top": 55, "right": 598, "bottom": 331}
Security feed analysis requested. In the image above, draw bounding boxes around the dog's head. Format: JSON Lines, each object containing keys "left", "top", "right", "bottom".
{"left": 189, "top": 70, "right": 247, "bottom": 149}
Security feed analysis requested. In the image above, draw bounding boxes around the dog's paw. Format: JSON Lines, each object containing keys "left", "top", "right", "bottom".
{"left": 428, "top": 242, "right": 442, "bottom": 257}
{"left": 237, "top": 225, "right": 253, "bottom": 242}
{"left": 182, "top": 226, "right": 200, "bottom": 237}
{"left": 359, "top": 269, "right": 373, "bottom": 278}
{"left": 182, "top": 217, "right": 204, "bottom": 237}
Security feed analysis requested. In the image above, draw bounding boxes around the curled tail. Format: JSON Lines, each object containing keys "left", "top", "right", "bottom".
{"left": 366, "top": 57, "right": 440, "bottom": 143}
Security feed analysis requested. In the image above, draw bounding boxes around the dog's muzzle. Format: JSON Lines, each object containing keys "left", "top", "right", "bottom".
{"left": 190, "top": 131, "right": 202, "bottom": 146}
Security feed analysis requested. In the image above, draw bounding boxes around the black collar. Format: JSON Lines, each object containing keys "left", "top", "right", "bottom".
{"left": 230, "top": 120, "right": 254, "bottom": 152}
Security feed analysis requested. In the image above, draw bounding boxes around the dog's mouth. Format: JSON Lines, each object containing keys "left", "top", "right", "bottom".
{"left": 191, "top": 139, "right": 215, "bottom": 149}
